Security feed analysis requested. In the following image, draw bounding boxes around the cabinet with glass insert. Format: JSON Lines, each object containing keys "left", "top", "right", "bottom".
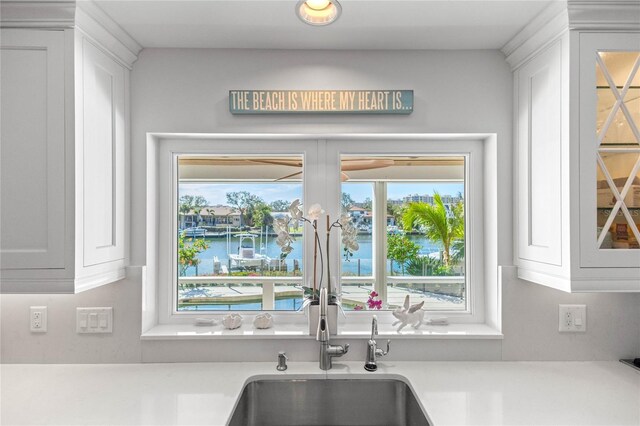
{"left": 595, "top": 51, "right": 640, "bottom": 251}
{"left": 579, "top": 32, "right": 640, "bottom": 276}
{"left": 514, "top": 30, "right": 640, "bottom": 293}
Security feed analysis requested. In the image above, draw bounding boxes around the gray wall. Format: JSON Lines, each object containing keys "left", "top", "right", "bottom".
{"left": 2, "top": 48, "right": 639, "bottom": 363}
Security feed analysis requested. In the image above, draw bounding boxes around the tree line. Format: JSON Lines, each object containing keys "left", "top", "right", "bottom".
{"left": 179, "top": 192, "right": 293, "bottom": 229}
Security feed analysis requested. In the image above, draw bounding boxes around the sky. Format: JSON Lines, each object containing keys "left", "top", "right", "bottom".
{"left": 343, "top": 182, "right": 464, "bottom": 202}
{"left": 180, "top": 181, "right": 464, "bottom": 206}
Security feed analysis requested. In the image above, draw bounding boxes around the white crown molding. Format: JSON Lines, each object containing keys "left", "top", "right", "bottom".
{"left": 1, "top": 1, "right": 141, "bottom": 67}
{"left": 0, "top": 1, "right": 76, "bottom": 28}
{"left": 75, "top": 2, "right": 142, "bottom": 69}
{"left": 502, "top": 1, "right": 569, "bottom": 70}
{"left": 568, "top": 0, "right": 640, "bottom": 31}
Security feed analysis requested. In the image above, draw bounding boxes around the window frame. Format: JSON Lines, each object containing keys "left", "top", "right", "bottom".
{"left": 156, "top": 136, "right": 485, "bottom": 326}
{"left": 325, "top": 139, "right": 484, "bottom": 324}
{"left": 157, "top": 138, "right": 318, "bottom": 325}
{"left": 340, "top": 179, "right": 468, "bottom": 312}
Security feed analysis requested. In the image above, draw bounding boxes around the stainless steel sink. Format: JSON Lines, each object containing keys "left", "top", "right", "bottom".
{"left": 227, "top": 377, "right": 431, "bottom": 426}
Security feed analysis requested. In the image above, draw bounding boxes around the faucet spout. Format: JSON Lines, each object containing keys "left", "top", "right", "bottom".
{"left": 365, "top": 316, "right": 390, "bottom": 372}
{"left": 316, "top": 286, "right": 330, "bottom": 343}
{"left": 370, "top": 315, "right": 378, "bottom": 340}
{"left": 317, "top": 287, "right": 348, "bottom": 370}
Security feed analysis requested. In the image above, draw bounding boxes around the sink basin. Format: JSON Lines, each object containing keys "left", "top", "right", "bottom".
{"left": 227, "top": 377, "right": 431, "bottom": 426}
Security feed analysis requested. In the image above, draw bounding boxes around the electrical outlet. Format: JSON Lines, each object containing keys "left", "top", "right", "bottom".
{"left": 559, "top": 304, "right": 586, "bottom": 332}
{"left": 30, "top": 306, "right": 47, "bottom": 332}
{"left": 76, "top": 307, "right": 113, "bottom": 333}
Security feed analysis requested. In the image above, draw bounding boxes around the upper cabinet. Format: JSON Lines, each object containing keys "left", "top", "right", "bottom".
{"left": 579, "top": 33, "right": 640, "bottom": 268}
{"left": 508, "top": 1, "right": 640, "bottom": 292}
{"left": 0, "top": 3, "right": 141, "bottom": 293}
{"left": 1, "top": 30, "right": 68, "bottom": 273}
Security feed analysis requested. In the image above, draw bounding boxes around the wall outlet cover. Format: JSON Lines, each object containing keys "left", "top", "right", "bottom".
{"left": 559, "top": 304, "right": 587, "bottom": 333}
{"left": 30, "top": 306, "right": 47, "bottom": 333}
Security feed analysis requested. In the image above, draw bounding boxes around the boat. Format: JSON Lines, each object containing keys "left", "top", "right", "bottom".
{"left": 387, "top": 225, "right": 404, "bottom": 235}
{"left": 229, "top": 233, "right": 271, "bottom": 270}
{"left": 358, "top": 224, "right": 372, "bottom": 234}
{"left": 181, "top": 227, "right": 206, "bottom": 237}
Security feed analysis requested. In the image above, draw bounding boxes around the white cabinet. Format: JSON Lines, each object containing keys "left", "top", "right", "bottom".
{"left": 512, "top": 8, "right": 640, "bottom": 292}
{"left": 75, "top": 35, "right": 128, "bottom": 274}
{"left": 578, "top": 33, "right": 640, "bottom": 271}
{"left": 516, "top": 38, "right": 564, "bottom": 269}
{"left": 1, "top": 20, "right": 136, "bottom": 293}
{"left": 1, "top": 30, "right": 68, "bottom": 272}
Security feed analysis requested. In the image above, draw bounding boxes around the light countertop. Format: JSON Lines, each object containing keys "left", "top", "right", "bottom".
{"left": 1, "top": 361, "right": 638, "bottom": 425}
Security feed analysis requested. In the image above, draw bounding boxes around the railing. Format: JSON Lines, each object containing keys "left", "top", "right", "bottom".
{"left": 178, "top": 276, "right": 303, "bottom": 310}
{"left": 178, "top": 274, "right": 465, "bottom": 312}
{"left": 340, "top": 275, "right": 465, "bottom": 310}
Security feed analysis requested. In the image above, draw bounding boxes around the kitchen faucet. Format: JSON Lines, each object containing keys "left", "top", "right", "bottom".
{"left": 317, "top": 287, "right": 349, "bottom": 370}
{"left": 365, "top": 315, "right": 390, "bottom": 372}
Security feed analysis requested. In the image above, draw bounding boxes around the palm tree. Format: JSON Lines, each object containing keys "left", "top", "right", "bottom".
{"left": 178, "top": 203, "right": 192, "bottom": 229}
{"left": 402, "top": 193, "right": 464, "bottom": 267}
{"left": 193, "top": 207, "right": 202, "bottom": 226}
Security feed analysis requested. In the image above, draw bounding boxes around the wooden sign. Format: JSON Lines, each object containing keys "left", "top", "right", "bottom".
{"left": 229, "top": 90, "right": 413, "bottom": 114}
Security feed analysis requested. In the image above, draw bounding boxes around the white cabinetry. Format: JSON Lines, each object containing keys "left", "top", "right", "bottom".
{"left": 1, "top": 30, "right": 68, "bottom": 272}
{"left": 75, "top": 34, "right": 128, "bottom": 278}
{"left": 509, "top": 3, "right": 640, "bottom": 292}
{"left": 0, "top": 6, "right": 139, "bottom": 293}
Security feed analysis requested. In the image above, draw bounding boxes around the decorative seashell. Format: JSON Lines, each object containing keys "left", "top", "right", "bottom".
{"left": 253, "top": 313, "right": 274, "bottom": 329}
{"left": 222, "top": 313, "right": 243, "bottom": 330}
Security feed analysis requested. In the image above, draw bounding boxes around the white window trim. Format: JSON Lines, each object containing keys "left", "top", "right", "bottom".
{"left": 156, "top": 138, "right": 318, "bottom": 326}
{"left": 142, "top": 133, "right": 501, "bottom": 339}
{"left": 324, "top": 139, "right": 484, "bottom": 325}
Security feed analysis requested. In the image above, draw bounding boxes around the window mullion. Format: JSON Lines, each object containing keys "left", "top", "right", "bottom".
{"left": 263, "top": 282, "right": 275, "bottom": 310}
{"left": 373, "top": 181, "right": 387, "bottom": 304}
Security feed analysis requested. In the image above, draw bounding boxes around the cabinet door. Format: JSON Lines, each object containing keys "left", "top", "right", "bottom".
{"left": 579, "top": 32, "right": 640, "bottom": 268}
{"left": 77, "top": 38, "right": 126, "bottom": 267}
{"left": 517, "top": 40, "right": 563, "bottom": 266}
{"left": 1, "top": 30, "right": 67, "bottom": 270}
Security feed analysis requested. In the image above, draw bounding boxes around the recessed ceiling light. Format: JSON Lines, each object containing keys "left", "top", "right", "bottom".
{"left": 296, "top": 0, "right": 342, "bottom": 26}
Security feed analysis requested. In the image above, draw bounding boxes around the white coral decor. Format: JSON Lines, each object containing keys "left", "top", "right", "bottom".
{"left": 253, "top": 313, "right": 274, "bottom": 329}
{"left": 222, "top": 313, "right": 243, "bottom": 330}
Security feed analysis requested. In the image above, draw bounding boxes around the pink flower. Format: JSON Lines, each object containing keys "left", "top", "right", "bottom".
{"left": 354, "top": 305, "right": 363, "bottom": 311}
{"left": 366, "top": 291, "right": 382, "bottom": 310}
{"left": 366, "top": 298, "right": 382, "bottom": 310}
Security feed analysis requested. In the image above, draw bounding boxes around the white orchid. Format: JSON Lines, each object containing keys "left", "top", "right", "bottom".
{"left": 306, "top": 203, "right": 325, "bottom": 222}
{"left": 275, "top": 231, "right": 291, "bottom": 247}
{"left": 273, "top": 218, "right": 290, "bottom": 234}
{"left": 274, "top": 214, "right": 295, "bottom": 257}
{"left": 339, "top": 216, "right": 359, "bottom": 261}
{"left": 338, "top": 214, "right": 351, "bottom": 227}
{"left": 288, "top": 199, "right": 303, "bottom": 221}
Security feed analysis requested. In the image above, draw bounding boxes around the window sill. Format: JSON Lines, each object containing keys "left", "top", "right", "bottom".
{"left": 140, "top": 322, "right": 502, "bottom": 340}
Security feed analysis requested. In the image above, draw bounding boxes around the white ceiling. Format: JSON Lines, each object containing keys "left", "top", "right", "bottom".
{"left": 90, "top": 0, "right": 555, "bottom": 50}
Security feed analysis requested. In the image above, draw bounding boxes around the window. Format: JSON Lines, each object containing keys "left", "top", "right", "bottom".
{"left": 158, "top": 137, "right": 484, "bottom": 323}
{"left": 339, "top": 156, "right": 467, "bottom": 312}
{"left": 175, "top": 155, "right": 305, "bottom": 311}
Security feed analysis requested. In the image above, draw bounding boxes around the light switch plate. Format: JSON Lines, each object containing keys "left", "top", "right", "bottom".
{"left": 76, "top": 307, "right": 112, "bottom": 333}
{"left": 559, "top": 304, "right": 586, "bottom": 332}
